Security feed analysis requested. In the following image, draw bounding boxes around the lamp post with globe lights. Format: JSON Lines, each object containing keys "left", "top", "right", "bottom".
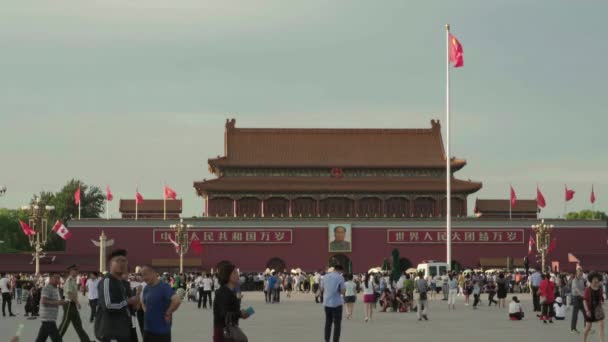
{"left": 170, "top": 218, "right": 193, "bottom": 274}
{"left": 531, "top": 219, "right": 554, "bottom": 273}
{"left": 0, "top": 185, "right": 6, "bottom": 197}
{"left": 21, "top": 197, "right": 54, "bottom": 275}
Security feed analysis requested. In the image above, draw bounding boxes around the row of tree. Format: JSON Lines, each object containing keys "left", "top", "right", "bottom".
{"left": 0, "top": 179, "right": 104, "bottom": 253}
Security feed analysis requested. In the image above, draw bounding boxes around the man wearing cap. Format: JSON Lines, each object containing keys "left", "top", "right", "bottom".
{"left": 96, "top": 249, "right": 141, "bottom": 342}
{"left": 58, "top": 265, "right": 93, "bottom": 342}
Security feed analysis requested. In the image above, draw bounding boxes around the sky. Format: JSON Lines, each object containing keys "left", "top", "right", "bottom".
{"left": 1, "top": 0, "right": 607, "bottom": 219}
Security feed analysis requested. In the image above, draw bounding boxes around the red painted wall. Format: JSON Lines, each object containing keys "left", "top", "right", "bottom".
{"left": 66, "top": 224, "right": 608, "bottom": 273}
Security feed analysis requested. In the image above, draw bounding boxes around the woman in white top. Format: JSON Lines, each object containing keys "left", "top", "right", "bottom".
{"left": 344, "top": 274, "right": 357, "bottom": 320}
{"left": 362, "top": 273, "right": 375, "bottom": 323}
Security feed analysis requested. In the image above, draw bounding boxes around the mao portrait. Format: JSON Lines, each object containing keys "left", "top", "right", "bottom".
{"left": 328, "top": 223, "right": 352, "bottom": 252}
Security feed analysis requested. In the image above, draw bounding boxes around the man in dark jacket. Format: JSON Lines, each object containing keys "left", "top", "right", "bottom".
{"left": 95, "top": 249, "right": 141, "bottom": 342}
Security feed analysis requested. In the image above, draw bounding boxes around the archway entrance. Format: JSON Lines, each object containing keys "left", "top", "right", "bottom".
{"left": 266, "top": 257, "right": 287, "bottom": 273}
{"left": 328, "top": 254, "right": 352, "bottom": 273}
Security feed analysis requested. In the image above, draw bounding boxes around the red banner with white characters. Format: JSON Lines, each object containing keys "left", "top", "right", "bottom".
{"left": 153, "top": 229, "right": 293, "bottom": 244}
{"left": 387, "top": 229, "right": 525, "bottom": 244}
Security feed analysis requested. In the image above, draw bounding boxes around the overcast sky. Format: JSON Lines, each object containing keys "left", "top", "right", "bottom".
{"left": 1, "top": 0, "right": 606, "bottom": 219}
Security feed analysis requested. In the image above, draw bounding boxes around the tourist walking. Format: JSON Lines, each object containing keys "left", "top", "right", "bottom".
{"left": 447, "top": 273, "right": 458, "bottom": 310}
{"left": 96, "top": 249, "right": 141, "bottom": 342}
{"left": 58, "top": 265, "right": 93, "bottom": 342}
{"left": 415, "top": 272, "right": 429, "bottom": 321}
{"left": 321, "top": 264, "right": 345, "bottom": 342}
{"left": 85, "top": 272, "right": 100, "bottom": 323}
{"left": 343, "top": 274, "right": 356, "bottom": 320}
{"left": 362, "top": 273, "right": 375, "bottom": 323}
{"left": 212, "top": 263, "right": 250, "bottom": 342}
{"left": 496, "top": 273, "right": 508, "bottom": 309}
{"left": 472, "top": 281, "right": 481, "bottom": 309}
{"left": 35, "top": 272, "right": 65, "bottom": 342}
{"left": 583, "top": 272, "right": 605, "bottom": 342}
{"left": 141, "top": 265, "right": 182, "bottom": 342}
{"left": 539, "top": 273, "right": 555, "bottom": 324}
{"left": 571, "top": 267, "right": 587, "bottom": 334}
{"left": 1, "top": 272, "right": 16, "bottom": 317}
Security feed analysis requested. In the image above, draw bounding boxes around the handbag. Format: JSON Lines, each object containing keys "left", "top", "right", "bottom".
{"left": 595, "top": 304, "right": 605, "bottom": 321}
{"left": 539, "top": 296, "right": 547, "bottom": 305}
{"left": 223, "top": 313, "right": 248, "bottom": 342}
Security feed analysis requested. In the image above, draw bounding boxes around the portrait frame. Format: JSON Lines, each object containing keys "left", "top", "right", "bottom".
{"left": 328, "top": 223, "right": 352, "bottom": 253}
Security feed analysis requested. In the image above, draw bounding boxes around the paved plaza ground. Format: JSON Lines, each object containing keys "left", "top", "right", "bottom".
{"left": 0, "top": 291, "right": 600, "bottom": 341}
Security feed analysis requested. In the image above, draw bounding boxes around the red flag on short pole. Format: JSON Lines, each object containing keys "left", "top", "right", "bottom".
{"left": 106, "top": 186, "right": 113, "bottom": 201}
{"left": 19, "top": 220, "right": 36, "bottom": 236}
{"left": 74, "top": 186, "right": 81, "bottom": 205}
{"left": 163, "top": 186, "right": 177, "bottom": 200}
{"left": 52, "top": 220, "right": 72, "bottom": 240}
{"left": 565, "top": 186, "right": 575, "bottom": 202}
{"left": 536, "top": 186, "right": 546, "bottom": 208}
{"left": 510, "top": 186, "right": 517, "bottom": 209}
{"left": 547, "top": 238, "right": 557, "bottom": 254}
{"left": 528, "top": 235, "right": 536, "bottom": 255}
{"left": 190, "top": 239, "right": 204, "bottom": 255}
{"left": 449, "top": 33, "right": 464, "bottom": 68}
{"left": 591, "top": 185, "right": 596, "bottom": 204}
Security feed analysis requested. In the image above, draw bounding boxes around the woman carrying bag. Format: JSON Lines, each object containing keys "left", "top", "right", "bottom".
{"left": 583, "top": 272, "right": 605, "bottom": 342}
{"left": 213, "top": 263, "right": 251, "bottom": 342}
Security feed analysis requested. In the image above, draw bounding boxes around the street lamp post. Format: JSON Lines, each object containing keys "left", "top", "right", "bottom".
{"left": 21, "top": 197, "right": 54, "bottom": 275}
{"left": 531, "top": 219, "right": 554, "bottom": 273}
{"left": 0, "top": 185, "right": 6, "bottom": 197}
{"left": 170, "top": 218, "right": 193, "bottom": 274}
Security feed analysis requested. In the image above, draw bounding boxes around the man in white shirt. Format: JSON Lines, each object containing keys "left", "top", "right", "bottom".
{"left": 85, "top": 272, "right": 100, "bottom": 323}
{"left": 198, "top": 274, "right": 214, "bottom": 309}
{"left": 508, "top": 296, "right": 524, "bottom": 320}
{"left": 1, "top": 273, "right": 15, "bottom": 317}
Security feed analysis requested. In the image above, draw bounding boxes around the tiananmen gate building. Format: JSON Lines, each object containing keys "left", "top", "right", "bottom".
{"left": 9, "top": 119, "right": 607, "bottom": 274}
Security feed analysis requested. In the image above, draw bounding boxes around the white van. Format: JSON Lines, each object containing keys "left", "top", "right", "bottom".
{"left": 417, "top": 261, "right": 449, "bottom": 278}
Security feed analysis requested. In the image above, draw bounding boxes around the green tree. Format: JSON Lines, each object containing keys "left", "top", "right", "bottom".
{"left": 49, "top": 179, "right": 105, "bottom": 223}
{"left": 565, "top": 210, "right": 606, "bottom": 220}
{"left": 0, "top": 208, "right": 31, "bottom": 252}
{"left": 391, "top": 249, "right": 401, "bottom": 282}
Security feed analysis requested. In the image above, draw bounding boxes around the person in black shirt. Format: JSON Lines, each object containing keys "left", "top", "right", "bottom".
{"left": 95, "top": 249, "right": 141, "bottom": 342}
{"left": 213, "top": 263, "right": 250, "bottom": 342}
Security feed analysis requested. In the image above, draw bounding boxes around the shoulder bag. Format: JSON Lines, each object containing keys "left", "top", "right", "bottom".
{"left": 223, "top": 312, "right": 248, "bottom": 342}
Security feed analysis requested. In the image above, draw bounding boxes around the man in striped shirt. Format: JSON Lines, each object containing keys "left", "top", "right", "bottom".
{"left": 35, "top": 272, "right": 65, "bottom": 342}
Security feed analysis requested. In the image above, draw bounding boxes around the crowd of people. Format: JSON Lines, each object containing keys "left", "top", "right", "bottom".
{"left": 1, "top": 263, "right": 607, "bottom": 342}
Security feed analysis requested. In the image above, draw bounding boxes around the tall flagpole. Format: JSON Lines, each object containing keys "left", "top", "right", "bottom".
{"left": 509, "top": 184, "right": 512, "bottom": 220}
{"left": 78, "top": 182, "right": 81, "bottom": 220}
{"left": 163, "top": 183, "right": 167, "bottom": 221}
{"left": 135, "top": 186, "right": 139, "bottom": 221}
{"left": 106, "top": 198, "right": 109, "bottom": 220}
{"left": 445, "top": 23, "right": 452, "bottom": 270}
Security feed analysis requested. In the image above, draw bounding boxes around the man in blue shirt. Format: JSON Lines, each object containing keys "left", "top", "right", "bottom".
{"left": 268, "top": 272, "right": 277, "bottom": 303}
{"left": 142, "top": 265, "right": 182, "bottom": 342}
{"left": 529, "top": 270, "right": 542, "bottom": 312}
{"left": 320, "top": 264, "right": 345, "bottom": 342}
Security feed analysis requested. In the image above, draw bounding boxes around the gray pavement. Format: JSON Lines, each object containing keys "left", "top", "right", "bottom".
{"left": 0, "top": 291, "right": 598, "bottom": 341}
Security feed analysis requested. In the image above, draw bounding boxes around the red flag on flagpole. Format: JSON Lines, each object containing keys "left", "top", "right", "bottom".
{"left": 449, "top": 33, "right": 464, "bottom": 68}
{"left": 591, "top": 185, "right": 596, "bottom": 204}
{"left": 528, "top": 235, "right": 536, "bottom": 255}
{"left": 536, "top": 186, "right": 546, "bottom": 208}
{"left": 190, "top": 239, "right": 204, "bottom": 255}
{"left": 136, "top": 191, "right": 144, "bottom": 204}
{"left": 106, "top": 186, "right": 113, "bottom": 201}
{"left": 547, "top": 238, "right": 557, "bottom": 254}
{"left": 168, "top": 236, "right": 180, "bottom": 253}
{"left": 19, "top": 220, "right": 36, "bottom": 236}
{"left": 510, "top": 185, "right": 517, "bottom": 209}
{"left": 74, "top": 186, "right": 81, "bottom": 205}
{"left": 52, "top": 220, "right": 72, "bottom": 240}
{"left": 163, "top": 186, "right": 177, "bottom": 200}
{"left": 565, "top": 186, "right": 575, "bottom": 202}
